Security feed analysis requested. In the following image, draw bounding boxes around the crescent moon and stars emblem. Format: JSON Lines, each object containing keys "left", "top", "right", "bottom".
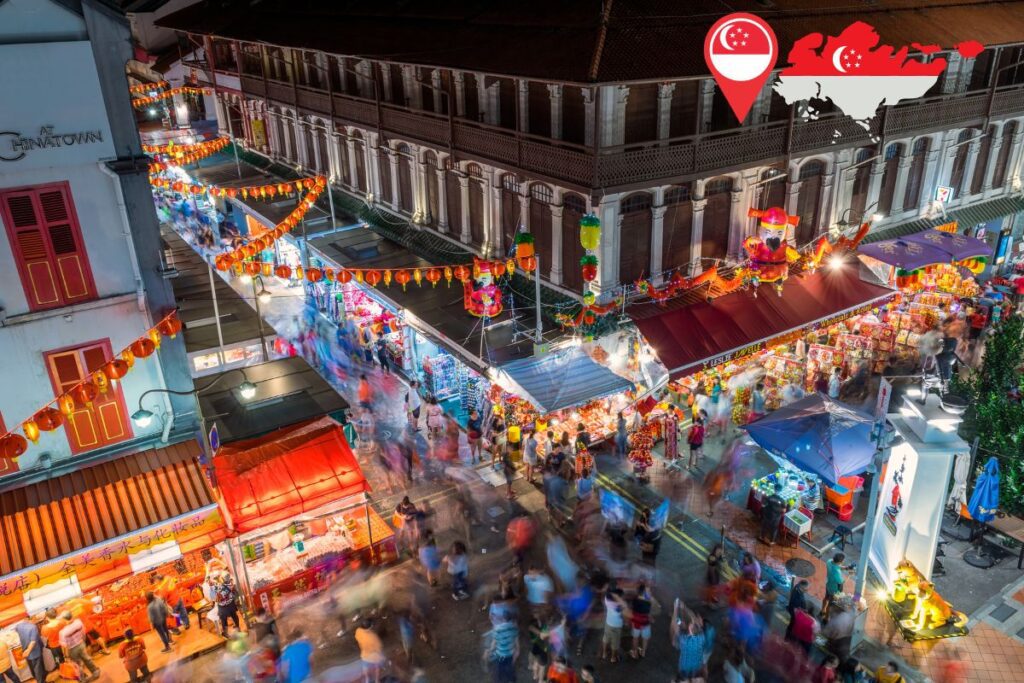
{"left": 832, "top": 45, "right": 863, "bottom": 73}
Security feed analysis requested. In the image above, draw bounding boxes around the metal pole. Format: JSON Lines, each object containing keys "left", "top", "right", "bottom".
{"left": 534, "top": 252, "right": 542, "bottom": 343}
{"left": 208, "top": 262, "right": 227, "bottom": 366}
{"left": 327, "top": 175, "right": 337, "bottom": 230}
{"left": 252, "top": 278, "right": 270, "bottom": 361}
{"left": 300, "top": 216, "right": 310, "bottom": 269}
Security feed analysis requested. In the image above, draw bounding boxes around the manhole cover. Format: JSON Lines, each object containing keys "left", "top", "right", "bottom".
{"left": 785, "top": 558, "right": 816, "bottom": 577}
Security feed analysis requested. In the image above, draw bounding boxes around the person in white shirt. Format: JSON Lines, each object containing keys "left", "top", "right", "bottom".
{"left": 522, "top": 565, "right": 554, "bottom": 618}
{"left": 59, "top": 614, "right": 100, "bottom": 681}
{"left": 601, "top": 588, "right": 626, "bottom": 663}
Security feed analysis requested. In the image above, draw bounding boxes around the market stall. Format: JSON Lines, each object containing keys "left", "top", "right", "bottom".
{"left": 212, "top": 417, "right": 394, "bottom": 615}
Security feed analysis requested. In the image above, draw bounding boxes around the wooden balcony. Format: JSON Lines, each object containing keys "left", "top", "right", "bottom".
{"left": 232, "top": 74, "right": 1024, "bottom": 192}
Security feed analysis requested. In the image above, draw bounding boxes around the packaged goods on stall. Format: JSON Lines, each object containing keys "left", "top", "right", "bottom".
{"left": 422, "top": 353, "right": 458, "bottom": 400}
{"left": 748, "top": 469, "right": 823, "bottom": 513}
{"left": 837, "top": 334, "right": 874, "bottom": 374}
{"left": 806, "top": 344, "right": 838, "bottom": 391}
{"left": 762, "top": 356, "right": 804, "bottom": 409}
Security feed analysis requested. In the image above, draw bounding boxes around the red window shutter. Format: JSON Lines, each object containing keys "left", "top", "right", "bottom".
{"left": 44, "top": 341, "right": 131, "bottom": 455}
{"left": 1, "top": 183, "right": 96, "bottom": 311}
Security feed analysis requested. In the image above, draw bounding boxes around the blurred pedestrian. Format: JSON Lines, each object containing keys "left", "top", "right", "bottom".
{"left": 250, "top": 606, "right": 278, "bottom": 649}
{"left": 524, "top": 565, "right": 554, "bottom": 619}
{"left": 706, "top": 544, "right": 724, "bottom": 603}
{"left": 118, "top": 629, "right": 149, "bottom": 683}
{"left": 629, "top": 582, "right": 653, "bottom": 659}
{"left": 355, "top": 619, "right": 386, "bottom": 683}
{"left": 14, "top": 618, "right": 45, "bottom": 683}
{"left": 484, "top": 618, "right": 519, "bottom": 683}
{"left": 789, "top": 606, "right": 820, "bottom": 654}
{"left": 501, "top": 448, "right": 517, "bottom": 500}
{"left": 740, "top": 552, "right": 761, "bottom": 585}
{"left": 444, "top": 540, "right": 470, "bottom": 600}
{"left": 358, "top": 374, "right": 373, "bottom": 409}
{"left": 527, "top": 616, "right": 549, "bottom": 682}
{"left": 687, "top": 417, "right": 705, "bottom": 469}
{"left": 146, "top": 592, "right": 174, "bottom": 652}
{"left": 468, "top": 408, "right": 483, "bottom": 463}
{"left": 813, "top": 654, "right": 840, "bottom": 683}
{"left": 524, "top": 429, "right": 539, "bottom": 484}
{"left": 757, "top": 580, "right": 779, "bottom": 632}
{"left": 216, "top": 578, "right": 242, "bottom": 635}
{"left": 418, "top": 530, "right": 441, "bottom": 586}
{"left": 59, "top": 611, "right": 100, "bottom": 681}
{"left": 786, "top": 579, "right": 810, "bottom": 639}
{"left": 375, "top": 338, "right": 390, "bottom": 375}
{"left": 614, "top": 411, "right": 629, "bottom": 458}
{"left": 823, "top": 552, "right": 851, "bottom": 618}
{"left": 546, "top": 656, "right": 578, "bottom": 683}
{"left": 601, "top": 588, "right": 626, "bottom": 663}
{"left": 279, "top": 629, "right": 313, "bottom": 683}
{"left": 672, "top": 600, "right": 707, "bottom": 682}
{"left": 405, "top": 380, "right": 422, "bottom": 431}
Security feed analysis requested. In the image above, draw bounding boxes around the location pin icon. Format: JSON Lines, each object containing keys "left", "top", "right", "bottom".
{"left": 704, "top": 13, "right": 779, "bottom": 123}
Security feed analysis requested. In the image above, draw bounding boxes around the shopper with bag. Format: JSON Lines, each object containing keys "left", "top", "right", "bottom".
{"left": 146, "top": 592, "right": 174, "bottom": 652}
{"left": 686, "top": 418, "right": 705, "bottom": 470}
{"left": 0, "top": 637, "right": 20, "bottom": 683}
{"left": 118, "top": 629, "right": 150, "bottom": 682}
{"left": 58, "top": 613, "right": 100, "bottom": 681}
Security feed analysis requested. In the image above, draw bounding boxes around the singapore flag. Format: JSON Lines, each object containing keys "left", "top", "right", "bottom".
{"left": 774, "top": 22, "right": 948, "bottom": 128}
{"left": 704, "top": 14, "right": 778, "bottom": 122}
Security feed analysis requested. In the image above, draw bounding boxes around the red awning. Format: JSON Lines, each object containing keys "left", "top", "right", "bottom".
{"left": 212, "top": 417, "right": 369, "bottom": 534}
{"left": 632, "top": 267, "right": 895, "bottom": 379}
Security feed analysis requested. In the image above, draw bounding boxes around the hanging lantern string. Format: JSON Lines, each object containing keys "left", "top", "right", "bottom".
{"left": 0, "top": 310, "right": 183, "bottom": 449}
{"left": 129, "top": 80, "right": 170, "bottom": 96}
{"left": 144, "top": 137, "right": 230, "bottom": 165}
{"left": 132, "top": 86, "right": 213, "bottom": 109}
{"left": 149, "top": 170, "right": 319, "bottom": 203}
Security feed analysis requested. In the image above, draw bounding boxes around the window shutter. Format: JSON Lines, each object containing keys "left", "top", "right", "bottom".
{"left": 38, "top": 188, "right": 94, "bottom": 303}
{"left": 3, "top": 192, "right": 62, "bottom": 309}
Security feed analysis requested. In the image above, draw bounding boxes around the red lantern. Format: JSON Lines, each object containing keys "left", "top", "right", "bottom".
{"left": 426, "top": 268, "right": 442, "bottom": 287}
{"left": 307, "top": 267, "right": 322, "bottom": 283}
{"left": 241, "top": 243, "right": 258, "bottom": 258}
{"left": 0, "top": 433, "right": 27, "bottom": 460}
{"left": 583, "top": 310, "right": 597, "bottom": 325}
{"left": 518, "top": 256, "right": 537, "bottom": 272}
{"left": 580, "top": 255, "right": 598, "bottom": 282}
{"left": 35, "top": 407, "right": 64, "bottom": 432}
{"left": 158, "top": 315, "right": 183, "bottom": 338}
{"left": 275, "top": 265, "right": 292, "bottom": 279}
{"left": 102, "top": 359, "right": 130, "bottom": 381}
{"left": 395, "top": 270, "right": 411, "bottom": 290}
{"left": 245, "top": 261, "right": 262, "bottom": 276}
{"left": 215, "top": 255, "right": 232, "bottom": 272}
{"left": 453, "top": 265, "right": 470, "bottom": 283}
{"left": 492, "top": 261, "right": 507, "bottom": 278}
{"left": 338, "top": 269, "right": 353, "bottom": 284}
{"left": 171, "top": 181, "right": 184, "bottom": 193}
{"left": 71, "top": 381, "right": 99, "bottom": 407}
{"left": 365, "top": 270, "right": 382, "bottom": 287}
{"left": 131, "top": 337, "right": 156, "bottom": 358}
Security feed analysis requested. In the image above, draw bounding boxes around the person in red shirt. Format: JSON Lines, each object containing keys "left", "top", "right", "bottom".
{"left": 40, "top": 608, "right": 66, "bottom": 665}
{"left": 813, "top": 654, "right": 839, "bottom": 683}
{"left": 118, "top": 629, "right": 149, "bottom": 683}
{"left": 686, "top": 418, "right": 705, "bottom": 469}
{"left": 546, "top": 656, "right": 578, "bottom": 683}
{"left": 968, "top": 309, "right": 988, "bottom": 339}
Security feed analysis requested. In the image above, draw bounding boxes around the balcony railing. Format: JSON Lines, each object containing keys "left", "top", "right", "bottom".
{"left": 231, "top": 71, "right": 1024, "bottom": 191}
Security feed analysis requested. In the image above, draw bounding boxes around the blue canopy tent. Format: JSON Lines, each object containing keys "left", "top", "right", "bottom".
{"left": 493, "top": 346, "right": 635, "bottom": 414}
{"left": 965, "top": 457, "right": 1001, "bottom": 568}
{"left": 743, "top": 393, "right": 875, "bottom": 485}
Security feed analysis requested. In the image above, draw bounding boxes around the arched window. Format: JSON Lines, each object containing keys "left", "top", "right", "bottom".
{"left": 702, "top": 177, "right": 732, "bottom": 262}
{"left": 466, "top": 163, "right": 483, "bottom": 178}
{"left": 877, "top": 143, "right": 902, "bottom": 216}
{"left": 530, "top": 184, "right": 553, "bottom": 203}
{"left": 665, "top": 185, "right": 691, "bottom": 205}
{"left": 849, "top": 147, "right": 874, "bottom": 220}
{"left": 619, "top": 193, "right": 653, "bottom": 284}
{"left": 903, "top": 138, "right": 930, "bottom": 211}
{"left": 970, "top": 125, "right": 997, "bottom": 195}
{"left": 992, "top": 121, "right": 1017, "bottom": 188}
{"left": 502, "top": 174, "right": 520, "bottom": 192}
{"left": 949, "top": 129, "right": 974, "bottom": 199}
{"left": 663, "top": 183, "right": 693, "bottom": 273}
{"left": 528, "top": 185, "right": 553, "bottom": 270}
{"left": 796, "top": 161, "right": 825, "bottom": 243}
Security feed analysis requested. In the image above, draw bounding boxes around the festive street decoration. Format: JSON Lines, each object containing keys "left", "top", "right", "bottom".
{"left": 743, "top": 207, "right": 802, "bottom": 294}
{"left": 144, "top": 137, "right": 230, "bottom": 165}
{"left": 464, "top": 258, "right": 503, "bottom": 318}
{"left": 132, "top": 86, "right": 212, "bottom": 109}
{"left": 554, "top": 297, "right": 622, "bottom": 329}
{"left": 514, "top": 232, "right": 535, "bottom": 259}
{"left": 0, "top": 311, "right": 184, "bottom": 460}
{"left": 129, "top": 80, "right": 169, "bottom": 95}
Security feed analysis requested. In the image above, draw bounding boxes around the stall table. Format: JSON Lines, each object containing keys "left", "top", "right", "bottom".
{"left": 987, "top": 514, "right": 1024, "bottom": 569}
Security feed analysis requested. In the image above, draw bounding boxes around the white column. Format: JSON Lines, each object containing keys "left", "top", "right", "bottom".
{"left": 919, "top": 146, "right": 943, "bottom": 212}
{"left": 435, "top": 167, "right": 449, "bottom": 232}
{"left": 657, "top": 83, "right": 676, "bottom": 141}
{"left": 983, "top": 123, "right": 1005, "bottom": 196}
{"left": 865, "top": 159, "right": 885, "bottom": 212}
{"left": 650, "top": 204, "right": 667, "bottom": 280}
{"left": 476, "top": 74, "right": 489, "bottom": 124}
{"left": 366, "top": 134, "right": 383, "bottom": 200}
{"left": 594, "top": 199, "right": 619, "bottom": 294}
{"left": 890, "top": 154, "right": 913, "bottom": 214}
{"left": 345, "top": 137, "right": 358, "bottom": 191}
{"left": 380, "top": 62, "right": 393, "bottom": 102}
{"left": 486, "top": 171, "right": 501, "bottom": 257}
{"left": 785, "top": 180, "right": 801, "bottom": 219}
{"left": 431, "top": 70, "right": 443, "bottom": 112}
{"left": 295, "top": 121, "right": 310, "bottom": 167}
{"left": 310, "top": 125, "right": 323, "bottom": 173}
{"left": 960, "top": 138, "right": 982, "bottom": 199}
{"left": 727, "top": 187, "right": 746, "bottom": 257}
{"left": 518, "top": 190, "right": 530, "bottom": 232}
{"left": 453, "top": 72, "right": 466, "bottom": 117}
{"left": 415, "top": 159, "right": 429, "bottom": 220}
{"left": 486, "top": 81, "right": 500, "bottom": 126}
{"left": 549, "top": 204, "right": 564, "bottom": 285}
{"left": 941, "top": 54, "right": 962, "bottom": 95}
{"left": 582, "top": 87, "right": 596, "bottom": 147}
{"left": 548, "top": 84, "right": 563, "bottom": 140}
{"left": 517, "top": 79, "right": 529, "bottom": 132}
{"left": 458, "top": 175, "right": 471, "bottom": 243}
{"left": 1007, "top": 125, "right": 1024, "bottom": 189}
{"left": 689, "top": 197, "right": 707, "bottom": 275}
{"left": 388, "top": 149, "right": 400, "bottom": 210}
{"left": 214, "top": 95, "right": 228, "bottom": 136}
{"left": 264, "top": 111, "right": 279, "bottom": 157}
{"left": 698, "top": 79, "right": 715, "bottom": 133}
{"left": 817, "top": 169, "right": 835, "bottom": 237}
{"left": 600, "top": 85, "right": 629, "bottom": 147}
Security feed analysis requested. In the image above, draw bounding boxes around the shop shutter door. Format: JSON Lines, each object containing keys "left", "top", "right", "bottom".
{"left": 47, "top": 348, "right": 100, "bottom": 452}
{"left": 398, "top": 155, "right": 414, "bottom": 213}
{"left": 3, "top": 191, "right": 62, "bottom": 310}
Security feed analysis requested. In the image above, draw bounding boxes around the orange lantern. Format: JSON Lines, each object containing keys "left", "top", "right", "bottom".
{"left": 241, "top": 243, "right": 258, "bottom": 258}
{"left": 131, "top": 337, "right": 156, "bottom": 358}
{"left": 518, "top": 256, "right": 537, "bottom": 272}
{"left": 492, "top": 260, "right": 507, "bottom": 278}
{"left": 338, "top": 269, "right": 353, "bottom": 284}
{"left": 102, "top": 359, "right": 130, "bottom": 381}
{"left": 158, "top": 315, "right": 183, "bottom": 338}
{"left": 262, "top": 262, "right": 273, "bottom": 277}
{"left": 245, "top": 261, "right": 262, "bottom": 276}
{"left": 22, "top": 420, "right": 40, "bottom": 444}
{"left": 323, "top": 268, "right": 335, "bottom": 282}
{"left": 365, "top": 270, "right": 382, "bottom": 287}
{"left": 0, "top": 433, "right": 27, "bottom": 460}
{"left": 355, "top": 270, "right": 364, "bottom": 283}
{"left": 426, "top": 268, "right": 442, "bottom": 287}
{"left": 453, "top": 265, "right": 470, "bottom": 283}
{"left": 121, "top": 348, "right": 135, "bottom": 368}
{"left": 57, "top": 394, "right": 76, "bottom": 417}
{"left": 215, "top": 255, "right": 232, "bottom": 271}
{"left": 506, "top": 259, "right": 516, "bottom": 275}
{"left": 395, "top": 270, "right": 411, "bottom": 290}
{"left": 71, "top": 381, "right": 99, "bottom": 407}
{"left": 35, "top": 407, "right": 64, "bottom": 432}
{"left": 231, "top": 261, "right": 244, "bottom": 275}
{"left": 275, "top": 265, "right": 292, "bottom": 279}
{"left": 307, "top": 267, "right": 322, "bottom": 283}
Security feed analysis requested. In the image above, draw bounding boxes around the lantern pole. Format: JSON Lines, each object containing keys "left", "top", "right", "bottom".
{"left": 208, "top": 261, "right": 227, "bottom": 366}
{"left": 252, "top": 276, "right": 270, "bottom": 362}
{"left": 327, "top": 176, "right": 337, "bottom": 231}
{"left": 534, "top": 252, "right": 543, "bottom": 343}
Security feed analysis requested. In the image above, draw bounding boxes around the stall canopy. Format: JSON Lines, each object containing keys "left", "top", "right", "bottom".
{"left": 632, "top": 267, "right": 895, "bottom": 379}
{"left": 493, "top": 347, "right": 635, "bottom": 414}
{"left": 860, "top": 229, "right": 993, "bottom": 268}
{"left": 744, "top": 393, "right": 876, "bottom": 485}
{"left": 212, "top": 417, "right": 369, "bottom": 534}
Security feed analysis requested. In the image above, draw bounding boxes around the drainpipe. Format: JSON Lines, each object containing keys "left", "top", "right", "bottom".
{"left": 98, "top": 162, "right": 146, "bottom": 312}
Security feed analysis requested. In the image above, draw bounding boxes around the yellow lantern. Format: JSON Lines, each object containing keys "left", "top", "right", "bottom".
{"left": 507, "top": 425, "right": 521, "bottom": 444}
{"left": 579, "top": 214, "right": 601, "bottom": 251}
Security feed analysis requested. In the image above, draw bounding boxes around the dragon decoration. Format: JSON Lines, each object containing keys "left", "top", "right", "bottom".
{"left": 633, "top": 206, "right": 871, "bottom": 305}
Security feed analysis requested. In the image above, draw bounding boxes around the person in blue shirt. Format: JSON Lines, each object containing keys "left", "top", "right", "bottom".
{"left": 576, "top": 467, "right": 595, "bottom": 503}
{"left": 278, "top": 629, "right": 313, "bottom": 683}
{"left": 14, "top": 618, "right": 45, "bottom": 683}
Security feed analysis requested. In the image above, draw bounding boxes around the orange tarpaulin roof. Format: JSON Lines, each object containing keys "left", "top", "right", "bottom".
{"left": 212, "top": 417, "right": 369, "bottom": 534}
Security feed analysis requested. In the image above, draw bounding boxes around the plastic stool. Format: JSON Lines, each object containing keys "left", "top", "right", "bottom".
{"left": 830, "top": 524, "right": 854, "bottom": 551}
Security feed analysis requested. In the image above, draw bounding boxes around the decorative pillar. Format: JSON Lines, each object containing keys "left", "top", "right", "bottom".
{"left": 865, "top": 159, "right": 885, "bottom": 212}
{"left": 264, "top": 111, "right": 279, "bottom": 157}
{"left": 890, "top": 154, "right": 913, "bottom": 214}
{"left": 600, "top": 85, "right": 629, "bottom": 147}
{"left": 345, "top": 137, "right": 358, "bottom": 191}
{"left": 214, "top": 95, "right": 228, "bottom": 136}
{"left": 486, "top": 170, "right": 501, "bottom": 257}
{"left": 458, "top": 175, "right": 471, "bottom": 243}
{"left": 785, "top": 179, "right": 801, "bottom": 219}
{"left": 476, "top": 73, "right": 489, "bottom": 124}
{"left": 486, "top": 80, "right": 501, "bottom": 126}
{"left": 452, "top": 71, "right": 466, "bottom": 117}
{"left": 401, "top": 65, "right": 421, "bottom": 108}
{"left": 582, "top": 87, "right": 596, "bottom": 147}
{"left": 435, "top": 167, "right": 449, "bottom": 232}
{"left": 817, "top": 169, "right": 835, "bottom": 238}
{"left": 689, "top": 197, "right": 707, "bottom": 275}
{"left": 727, "top": 187, "right": 746, "bottom": 257}
{"left": 416, "top": 159, "right": 431, "bottom": 222}
{"left": 517, "top": 79, "right": 529, "bottom": 132}
{"left": 698, "top": 79, "right": 716, "bottom": 133}
{"left": 982, "top": 122, "right": 1005, "bottom": 196}
{"left": 310, "top": 124, "right": 323, "bottom": 173}
{"left": 431, "top": 70, "right": 444, "bottom": 113}
{"left": 380, "top": 62, "right": 393, "bottom": 102}
{"left": 388, "top": 149, "right": 400, "bottom": 210}
{"left": 366, "top": 134, "right": 382, "bottom": 200}
{"left": 295, "top": 121, "right": 310, "bottom": 168}
{"left": 593, "top": 199, "right": 619, "bottom": 294}
{"left": 518, "top": 190, "right": 530, "bottom": 232}
{"left": 548, "top": 84, "right": 563, "bottom": 140}
{"left": 1007, "top": 125, "right": 1024, "bottom": 189}
{"left": 650, "top": 204, "right": 668, "bottom": 280}
{"left": 960, "top": 138, "right": 982, "bottom": 199}
{"left": 657, "top": 83, "right": 676, "bottom": 141}
{"left": 919, "top": 146, "right": 943, "bottom": 212}
{"left": 549, "top": 204, "right": 564, "bottom": 285}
